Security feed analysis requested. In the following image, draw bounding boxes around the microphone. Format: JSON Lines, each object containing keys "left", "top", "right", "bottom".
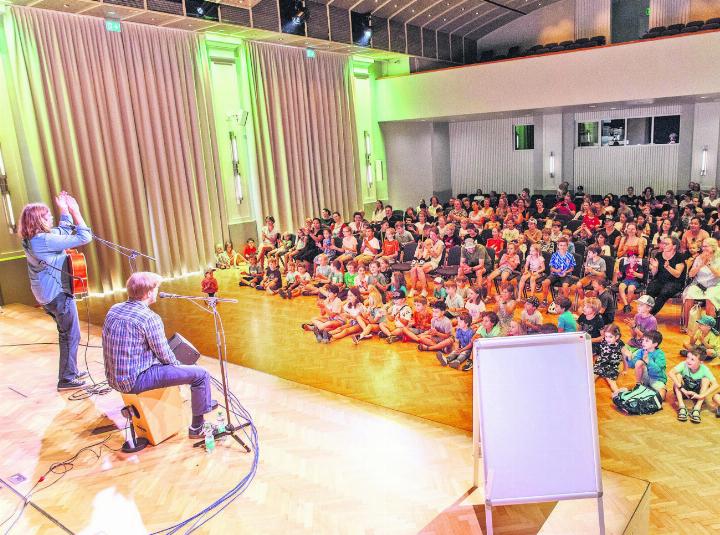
{"left": 158, "top": 292, "right": 180, "bottom": 298}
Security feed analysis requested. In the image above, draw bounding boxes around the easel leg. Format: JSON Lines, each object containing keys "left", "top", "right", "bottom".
{"left": 485, "top": 502, "right": 493, "bottom": 535}
{"left": 597, "top": 495, "right": 606, "bottom": 535}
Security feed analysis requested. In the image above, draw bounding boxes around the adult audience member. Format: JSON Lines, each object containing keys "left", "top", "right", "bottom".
{"left": 682, "top": 238, "right": 720, "bottom": 328}
{"left": 646, "top": 236, "right": 686, "bottom": 315}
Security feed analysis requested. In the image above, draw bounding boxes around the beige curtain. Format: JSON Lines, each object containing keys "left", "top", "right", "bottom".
{"left": 3, "top": 7, "right": 225, "bottom": 292}
{"left": 245, "top": 41, "right": 360, "bottom": 232}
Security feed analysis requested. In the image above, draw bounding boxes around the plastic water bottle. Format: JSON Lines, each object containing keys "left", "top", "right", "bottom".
{"left": 216, "top": 411, "right": 226, "bottom": 434}
{"left": 204, "top": 422, "right": 215, "bottom": 453}
{"left": 216, "top": 411, "right": 226, "bottom": 444}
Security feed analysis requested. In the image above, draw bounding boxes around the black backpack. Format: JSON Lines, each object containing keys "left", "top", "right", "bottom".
{"left": 613, "top": 384, "right": 663, "bottom": 415}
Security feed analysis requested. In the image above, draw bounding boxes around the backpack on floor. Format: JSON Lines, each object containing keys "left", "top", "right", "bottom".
{"left": 612, "top": 384, "right": 663, "bottom": 415}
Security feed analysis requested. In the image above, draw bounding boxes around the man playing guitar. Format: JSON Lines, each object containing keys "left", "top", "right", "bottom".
{"left": 19, "top": 192, "right": 92, "bottom": 390}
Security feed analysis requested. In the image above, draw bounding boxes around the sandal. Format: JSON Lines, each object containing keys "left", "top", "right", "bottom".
{"left": 417, "top": 344, "right": 429, "bottom": 352}
{"left": 677, "top": 407, "right": 688, "bottom": 422}
{"left": 689, "top": 409, "right": 701, "bottom": 424}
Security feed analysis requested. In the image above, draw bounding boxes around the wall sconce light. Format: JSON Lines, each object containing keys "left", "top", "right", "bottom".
{"left": 227, "top": 111, "right": 248, "bottom": 205}
{"left": 0, "top": 144, "right": 15, "bottom": 234}
{"left": 229, "top": 131, "right": 243, "bottom": 204}
{"left": 549, "top": 151, "right": 555, "bottom": 179}
{"left": 700, "top": 145, "right": 708, "bottom": 177}
{"left": 364, "top": 131, "right": 373, "bottom": 188}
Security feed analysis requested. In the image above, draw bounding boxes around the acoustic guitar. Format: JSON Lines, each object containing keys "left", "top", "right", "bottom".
{"left": 65, "top": 249, "right": 88, "bottom": 297}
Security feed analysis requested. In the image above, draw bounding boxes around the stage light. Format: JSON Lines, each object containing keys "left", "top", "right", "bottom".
{"left": 549, "top": 151, "right": 555, "bottom": 178}
{"left": 280, "top": 0, "right": 307, "bottom": 36}
{"left": 701, "top": 145, "right": 708, "bottom": 176}
{"left": 351, "top": 12, "right": 372, "bottom": 46}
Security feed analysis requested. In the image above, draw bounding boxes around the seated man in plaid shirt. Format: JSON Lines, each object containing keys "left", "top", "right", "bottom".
{"left": 103, "top": 272, "right": 216, "bottom": 439}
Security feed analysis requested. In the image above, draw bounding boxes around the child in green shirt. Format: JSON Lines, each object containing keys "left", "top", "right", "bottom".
{"left": 670, "top": 348, "right": 720, "bottom": 423}
{"left": 556, "top": 297, "right": 577, "bottom": 333}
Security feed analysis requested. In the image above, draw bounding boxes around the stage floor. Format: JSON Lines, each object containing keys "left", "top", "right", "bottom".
{"left": 2, "top": 269, "right": 720, "bottom": 533}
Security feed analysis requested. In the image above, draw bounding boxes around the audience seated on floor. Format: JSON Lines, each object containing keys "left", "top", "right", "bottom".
{"left": 231, "top": 180, "right": 720, "bottom": 418}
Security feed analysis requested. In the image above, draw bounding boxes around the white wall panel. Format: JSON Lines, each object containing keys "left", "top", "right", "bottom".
{"left": 691, "top": 102, "right": 720, "bottom": 188}
{"left": 650, "top": 0, "right": 690, "bottom": 28}
{"left": 575, "top": 0, "right": 610, "bottom": 39}
{"left": 450, "top": 117, "right": 534, "bottom": 195}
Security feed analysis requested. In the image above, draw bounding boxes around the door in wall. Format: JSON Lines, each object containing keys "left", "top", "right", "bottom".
{"left": 611, "top": 0, "right": 650, "bottom": 43}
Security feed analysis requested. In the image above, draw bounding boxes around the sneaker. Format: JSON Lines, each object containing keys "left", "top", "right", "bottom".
{"left": 461, "top": 359, "right": 473, "bottom": 372}
{"left": 188, "top": 423, "right": 217, "bottom": 439}
{"left": 436, "top": 352, "right": 448, "bottom": 366}
{"left": 449, "top": 359, "right": 461, "bottom": 369}
{"left": 622, "top": 304, "right": 632, "bottom": 314}
{"left": 378, "top": 332, "right": 388, "bottom": 339}
{"left": 716, "top": 407, "right": 720, "bottom": 418}
{"left": 312, "top": 326, "right": 324, "bottom": 342}
{"left": 386, "top": 335, "right": 399, "bottom": 344}
{"left": 57, "top": 379, "right": 86, "bottom": 391}
{"left": 75, "top": 371, "right": 89, "bottom": 380}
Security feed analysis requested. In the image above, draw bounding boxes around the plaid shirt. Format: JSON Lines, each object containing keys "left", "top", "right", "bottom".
{"left": 102, "top": 300, "right": 178, "bottom": 393}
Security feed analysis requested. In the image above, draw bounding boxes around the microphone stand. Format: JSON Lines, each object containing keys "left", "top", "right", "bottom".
{"left": 90, "top": 231, "right": 156, "bottom": 273}
{"left": 161, "top": 293, "right": 251, "bottom": 452}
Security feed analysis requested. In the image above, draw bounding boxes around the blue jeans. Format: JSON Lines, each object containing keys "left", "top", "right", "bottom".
{"left": 130, "top": 364, "right": 212, "bottom": 416}
{"left": 43, "top": 292, "right": 80, "bottom": 384}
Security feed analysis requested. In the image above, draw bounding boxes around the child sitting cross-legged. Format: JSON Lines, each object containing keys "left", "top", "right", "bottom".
{"left": 400, "top": 296, "right": 433, "bottom": 343}
{"left": 303, "top": 284, "right": 344, "bottom": 342}
{"left": 623, "top": 329, "right": 667, "bottom": 400}
{"left": 681, "top": 315, "right": 720, "bottom": 362}
{"left": 622, "top": 294, "right": 657, "bottom": 355}
{"left": 458, "top": 312, "right": 502, "bottom": 372}
{"left": 444, "top": 280, "right": 466, "bottom": 318}
{"left": 238, "top": 255, "right": 263, "bottom": 287}
{"left": 324, "top": 287, "right": 366, "bottom": 343}
{"left": 352, "top": 287, "right": 386, "bottom": 344}
{"left": 379, "top": 289, "right": 413, "bottom": 343}
{"left": 416, "top": 301, "right": 454, "bottom": 352}
{"left": 555, "top": 296, "right": 577, "bottom": 333}
{"left": 464, "top": 286, "right": 486, "bottom": 327}
{"left": 280, "top": 261, "right": 311, "bottom": 299}
{"left": 594, "top": 324, "right": 624, "bottom": 396}
{"left": 670, "top": 348, "right": 720, "bottom": 423}
{"left": 255, "top": 257, "right": 282, "bottom": 295}
{"left": 302, "top": 254, "right": 332, "bottom": 296}
{"left": 437, "top": 313, "right": 475, "bottom": 369}
{"left": 520, "top": 296, "right": 543, "bottom": 334}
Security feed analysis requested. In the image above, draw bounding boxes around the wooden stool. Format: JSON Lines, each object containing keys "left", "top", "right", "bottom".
{"left": 121, "top": 387, "right": 184, "bottom": 446}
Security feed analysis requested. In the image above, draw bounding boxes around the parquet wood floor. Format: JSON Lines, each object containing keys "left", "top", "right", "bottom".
{"left": 3, "top": 267, "right": 720, "bottom": 533}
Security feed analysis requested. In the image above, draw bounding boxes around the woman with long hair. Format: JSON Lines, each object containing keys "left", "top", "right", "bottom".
{"left": 682, "top": 238, "right": 720, "bottom": 328}
{"left": 19, "top": 192, "right": 92, "bottom": 390}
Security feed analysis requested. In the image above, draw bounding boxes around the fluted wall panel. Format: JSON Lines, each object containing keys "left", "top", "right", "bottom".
{"left": 449, "top": 118, "right": 534, "bottom": 195}
{"left": 650, "top": 0, "right": 690, "bottom": 27}
{"left": 575, "top": 0, "right": 610, "bottom": 39}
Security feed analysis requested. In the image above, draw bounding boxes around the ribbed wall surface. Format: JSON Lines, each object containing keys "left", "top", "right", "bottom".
{"left": 251, "top": 0, "right": 280, "bottom": 32}
{"left": 372, "top": 17, "right": 389, "bottom": 50}
{"left": 389, "top": 20, "right": 406, "bottom": 53}
{"left": 220, "top": 4, "right": 251, "bottom": 26}
{"left": 422, "top": 28, "right": 436, "bottom": 59}
{"left": 650, "top": 0, "right": 690, "bottom": 28}
{"left": 329, "top": 5, "right": 350, "bottom": 43}
{"left": 450, "top": 118, "right": 535, "bottom": 195}
{"left": 306, "top": 1, "right": 329, "bottom": 40}
{"left": 575, "top": 0, "right": 610, "bottom": 38}
{"left": 437, "top": 31, "right": 450, "bottom": 62}
{"left": 147, "top": 0, "right": 184, "bottom": 16}
{"left": 451, "top": 34, "right": 463, "bottom": 63}
{"left": 406, "top": 25, "right": 422, "bottom": 56}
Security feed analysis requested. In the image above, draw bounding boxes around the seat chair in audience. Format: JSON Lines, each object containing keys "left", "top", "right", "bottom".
{"left": 434, "top": 246, "right": 462, "bottom": 279}
{"left": 393, "top": 242, "right": 418, "bottom": 272}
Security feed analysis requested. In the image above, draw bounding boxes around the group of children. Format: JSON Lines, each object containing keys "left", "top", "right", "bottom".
{"left": 204, "top": 214, "right": 720, "bottom": 423}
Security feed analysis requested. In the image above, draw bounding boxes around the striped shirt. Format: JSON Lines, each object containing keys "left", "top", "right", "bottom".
{"left": 102, "top": 300, "right": 178, "bottom": 393}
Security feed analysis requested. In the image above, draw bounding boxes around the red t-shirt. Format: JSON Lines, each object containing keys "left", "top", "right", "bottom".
{"left": 382, "top": 240, "right": 400, "bottom": 258}
{"left": 201, "top": 277, "right": 218, "bottom": 294}
{"left": 486, "top": 238, "right": 505, "bottom": 255}
{"left": 412, "top": 309, "right": 432, "bottom": 331}
{"left": 582, "top": 215, "right": 600, "bottom": 230}
{"left": 243, "top": 245, "right": 257, "bottom": 257}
